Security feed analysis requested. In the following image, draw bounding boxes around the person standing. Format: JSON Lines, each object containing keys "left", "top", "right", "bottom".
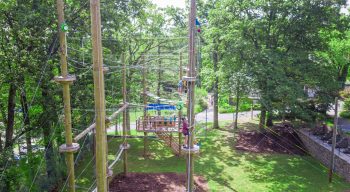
{"left": 182, "top": 117, "right": 189, "bottom": 148}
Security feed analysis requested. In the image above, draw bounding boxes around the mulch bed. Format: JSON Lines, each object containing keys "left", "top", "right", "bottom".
{"left": 235, "top": 123, "right": 306, "bottom": 155}
{"left": 109, "top": 173, "right": 209, "bottom": 192}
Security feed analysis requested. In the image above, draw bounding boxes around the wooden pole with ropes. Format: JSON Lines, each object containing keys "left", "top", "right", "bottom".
{"left": 90, "top": 0, "right": 107, "bottom": 191}
{"left": 142, "top": 55, "right": 149, "bottom": 158}
{"left": 55, "top": 1, "right": 79, "bottom": 191}
{"left": 178, "top": 52, "right": 183, "bottom": 155}
{"left": 122, "top": 53, "right": 128, "bottom": 175}
{"left": 186, "top": 0, "right": 196, "bottom": 191}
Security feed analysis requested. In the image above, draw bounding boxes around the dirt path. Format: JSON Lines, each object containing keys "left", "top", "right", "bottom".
{"left": 109, "top": 173, "right": 208, "bottom": 192}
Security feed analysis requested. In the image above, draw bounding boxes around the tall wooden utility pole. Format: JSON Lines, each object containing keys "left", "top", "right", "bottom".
{"left": 157, "top": 45, "right": 162, "bottom": 116}
{"left": 178, "top": 52, "right": 183, "bottom": 155}
{"left": 55, "top": 1, "right": 79, "bottom": 191}
{"left": 329, "top": 97, "right": 339, "bottom": 183}
{"left": 122, "top": 53, "right": 128, "bottom": 175}
{"left": 90, "top": 0, "right": 107, "bottom": 191}
{"left": 142, "top": 55, "right": 149, "bottom": 158}
{"left": 186, "top": 0, "right": 197, "bottom": 191}
{"left": 213, "top": 46, "right": 219, "bottom": 129}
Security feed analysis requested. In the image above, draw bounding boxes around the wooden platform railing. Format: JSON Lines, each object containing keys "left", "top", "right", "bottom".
{"left": 155, "top": 132, "right": 181, "bottom": 155}
{"left": 136, "top": 116, "right": 180, "bottom": 132}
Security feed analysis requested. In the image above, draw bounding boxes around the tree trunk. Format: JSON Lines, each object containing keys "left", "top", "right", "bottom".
{"left": 266, "top": 111, "right": 273, "bottom": 127}
{"left": 0, "top": 133, "right": 2, "bottom": 152}
{"left": 126, "top": 84, "right": 131, "bottom": 134}
{"left": 213, "top": 49, "right": 219, "bottom": 129}
{"left": 338, "top": 64, "right": 350, "bottom": 90}
{"left": 5, "top": 84, "right": 16, "bottom": 149}
{"left": 234, "top": 96, "right": 240, "bottom": 129}
{"left": 259, "top": 105, "right": 266, "bottom": 131}
{"left": 157, "top": 45, "right": 161, "bottom": 116}
{"left": 40, "top": 82, "right": 58, "bottom": 190}
{"left": 20, "top": 89, "right": 32, "bottom": 155}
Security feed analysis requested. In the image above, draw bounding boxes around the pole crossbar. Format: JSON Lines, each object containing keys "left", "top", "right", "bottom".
{"left": 73, "top": 103, "right": 129, "bottom": 142}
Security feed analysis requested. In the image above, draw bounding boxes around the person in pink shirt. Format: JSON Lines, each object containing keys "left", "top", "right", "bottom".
{"left": 182, "top": 117, "right": 189, "bottom": 148}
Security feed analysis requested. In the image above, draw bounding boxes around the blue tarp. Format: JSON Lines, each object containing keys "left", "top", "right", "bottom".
{"left": 146, "top": 103, "right": 176, "bottom": 111}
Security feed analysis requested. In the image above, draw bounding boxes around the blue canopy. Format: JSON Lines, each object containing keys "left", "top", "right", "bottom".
{"left": 146, "top": 104, "right": 176, "bottom": 111}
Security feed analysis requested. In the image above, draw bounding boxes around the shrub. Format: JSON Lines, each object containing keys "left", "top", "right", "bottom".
{"left": 340, "top": 98, "right": 350, "bottom": 120}
{"left": 194, "top": 88, "right": 208, "bottom": 114}
{"left": 340, "top": 111, "right": 350, "bottom": 119}
{"left": 218, "top": 96, "right": 254, "bottom": 113}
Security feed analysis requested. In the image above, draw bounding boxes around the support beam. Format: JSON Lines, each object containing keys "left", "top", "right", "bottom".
{"left": 251, "top": 102, "right": 254, "bottom": 120}
{"left": 90, "top": 0, "right": 107, "bottom": 191}
{"left": 157, "top": 45, "right": 162, "bottom": 116}
{"left": 122, "top": 53, "right": 128, "bottom": 175}
{"left": 142, "top": 55, "right": 149, "bottom": 158}
{"left": 186, "top": 0, "right": 196, "bottom": 191}
{"left": 56, "top": 1, "right": 77, "bottom": 191}
{"left": 178, "top": 52, "right": 183, "bottom": 155}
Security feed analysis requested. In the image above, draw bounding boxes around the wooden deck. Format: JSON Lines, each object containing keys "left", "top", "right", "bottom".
{"left": 136, "top": 116, "right": 180, "bottom": 133}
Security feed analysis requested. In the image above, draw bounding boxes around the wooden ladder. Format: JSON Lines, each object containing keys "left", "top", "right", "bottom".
{"left": 155, "top": 132, "right": 181, "bottom": 155}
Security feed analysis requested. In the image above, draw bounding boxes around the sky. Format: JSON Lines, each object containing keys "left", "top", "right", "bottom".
{"left": 151, "top": 0, "right": 186, "bottom": 9}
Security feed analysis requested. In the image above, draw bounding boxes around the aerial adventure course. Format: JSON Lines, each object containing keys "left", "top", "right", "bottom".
{"left": 3, "top": 0, "right": 350, "bottom": 191}
{"left": 55, "top": 0, "right": 200, "bottom": 191}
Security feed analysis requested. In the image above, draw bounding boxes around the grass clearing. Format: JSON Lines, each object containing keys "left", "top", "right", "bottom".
{"left": 73, "top": 123, "right": 350, "bottom": 192}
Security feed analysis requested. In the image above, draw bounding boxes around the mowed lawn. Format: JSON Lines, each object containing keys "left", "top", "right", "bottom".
{"left": 73, "top": 125, "right": 350, "bottom": 192}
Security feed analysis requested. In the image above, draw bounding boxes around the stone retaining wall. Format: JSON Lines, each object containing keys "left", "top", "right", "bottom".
{"left": 297, "top": 129, "right": 350, "bottom": 182}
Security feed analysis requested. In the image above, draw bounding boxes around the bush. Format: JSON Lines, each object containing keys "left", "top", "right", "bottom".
{"left": 218, "top": 96, "right": 254, "bottom": 113}
{"left": 340, "top": 111, "right": 350, "bottom": 119}
{"left": 194, "top": 88, "right": 208, "bottom": 114}
{"left": 339, "top": 98, "right": 350, "bottom": 119}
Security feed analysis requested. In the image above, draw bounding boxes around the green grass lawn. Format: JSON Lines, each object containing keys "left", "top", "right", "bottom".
{"left": 72, "top": 124, "right": 350, "bottom": 192}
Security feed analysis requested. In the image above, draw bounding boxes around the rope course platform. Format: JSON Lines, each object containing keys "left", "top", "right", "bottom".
{"left": 181, "top": 145, "right": 200, "bottom": 155}
{"left": 54, "top": 75, "right": 76, "bottom": 84}
{"left": 59, "top": 143, "right": 80, "bottom": 153}
{"left": 136, "top": 116, "right": 180, "bottom": 132}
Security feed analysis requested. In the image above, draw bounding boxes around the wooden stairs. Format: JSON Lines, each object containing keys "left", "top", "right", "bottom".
{"left": 155, "top": 132, "right": 181, "bottom": 155}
